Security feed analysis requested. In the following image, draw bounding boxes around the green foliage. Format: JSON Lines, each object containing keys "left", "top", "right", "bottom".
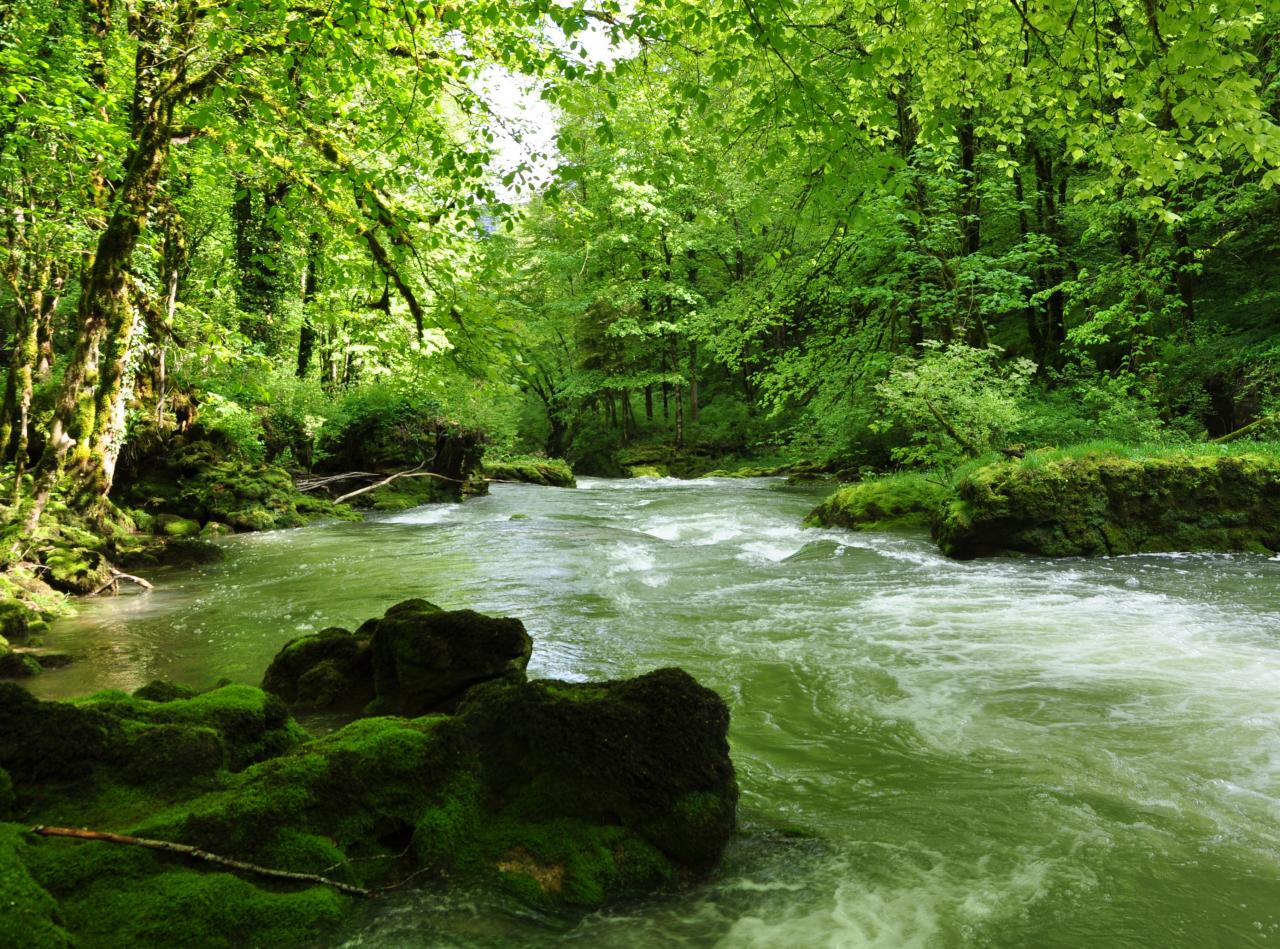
{"left": 874, "top": 344, "right": 1036, "bottom": 468}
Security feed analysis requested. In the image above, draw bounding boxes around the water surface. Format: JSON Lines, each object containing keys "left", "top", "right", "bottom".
{"left": 36, "top": 478, "right": 1280, "bottom": 947}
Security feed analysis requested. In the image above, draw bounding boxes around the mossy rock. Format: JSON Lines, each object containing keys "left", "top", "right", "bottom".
{"left": 484, "top": 457, "right": 577, "bottom": 488}
{"left": 935, "top": 451, "right": 1280, "bottom": 558}
{"left": 806, "top": 473, "right": 948, "bottom": 532}
{"left": 0, "top": 601, "right": 34, "bottom": 643}
{"left": 153, "top": 514, "right": 201, "bottom": 538}
{"left": 0, "top": 825, "right": 76, "bottom": 948}
{"left": 112, "top": 434, "right": 358, "bottom": 535}
{"left": 261, "top": 627, "right": 373, "bottom": 710}
{"left": 0, "top": 683, "right": 124, "bottom": 782}
{"left": 2, "top": 612, "right": 738, "bottom": 942}
{"left": 0, "top": 652, "right": 46, "bottom": 678}
{"left": 627, "top": 465, "right": 668, "bottom": 479}
{"left": 367, "top": 600, "right": 532, "bottom": 716}
{"left": 41, "top": 547, "right": 112, "bottom": 595}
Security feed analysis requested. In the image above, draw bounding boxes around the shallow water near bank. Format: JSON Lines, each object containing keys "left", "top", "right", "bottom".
{"left": 33, "top": 477, "right": 1280, "bottom": 947}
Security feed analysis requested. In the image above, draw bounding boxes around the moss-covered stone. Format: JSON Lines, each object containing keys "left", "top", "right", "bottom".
{"left": 935, "top": 450, "right": 1280, "bottom": 558}
{"left": 0, "top": 825, "right": 75, "bottom": 948}
{"left": 627, "top": 465, "right": 668, "bottom": 478}
{"left": 0, "top": 651, "right": 45, "bottom": 678}
{"left": 153, "top": 513, "right": 202, "bottom": 538}
{"left": 484, "top": 457, "right": 577, "bottom": 488}
{"left": 112, "top": 431, "right": 360, "bottom": 535}
{"left": 806, "top": 472, "right": 948, "bottom": 532}
{"left": 42, "top": 547, "right": 113, "bottom": 595}
{"left": 368, "top": 600, "right": 532, "bottom": 716}
{"left": 262, "top": 627, "right": 373, "bottom": 710}
{"left": 2, "top": 612, "right": 737, "bottom": 944}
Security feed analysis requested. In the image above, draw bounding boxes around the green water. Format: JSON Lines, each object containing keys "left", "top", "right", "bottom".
{"left": 34, "top": 478, "right": 1280, "bottom": 947}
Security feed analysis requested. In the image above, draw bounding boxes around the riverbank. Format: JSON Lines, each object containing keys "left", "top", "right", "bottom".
{"left": 807, "top": 442, "right": 1280, "bottom": 558}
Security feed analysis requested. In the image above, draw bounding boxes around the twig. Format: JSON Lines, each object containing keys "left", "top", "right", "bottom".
{"left": 90, "top": 569, "right": 154, "bottom": 597}
{"left": 30, "top": 826, "right": 375, "bottom": 898}
{"left": 295, "top": 471, "right": 383, "bottom": 492}
{"left": 332, "top": 466, "right": 467, "bottom": 504}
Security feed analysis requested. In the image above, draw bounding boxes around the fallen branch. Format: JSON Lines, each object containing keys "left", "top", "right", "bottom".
{"left": 30, "top": 826, "right": 375, "bottom": 898}
{"left": 90, "top": 569, "right": 155, "bottom": 597}
{"left": 295, "top": 471, "right": 382, "bottom": 493}
{"left": 332, "top": 465, "right": 467, "bottom": 504}
{"left": 1213, "top": 414, "right": 1280, "bottom": 444}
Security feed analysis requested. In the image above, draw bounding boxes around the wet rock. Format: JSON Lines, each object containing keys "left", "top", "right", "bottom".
{"left": 261, "top": 627, "right": 373, "bottom": 710}
{"left": 154, "top": 514, "right": 201, "bottom": 538}
{"left": 935, "top": 451, "right": 1280, "bottom": 558}
{"left": 484, "top": 457, "right": 577, "bottom": 488}
{"left": 368, "top": 600, "right": 532, "bottom": 715}
{"left": 41, "top": 547, "right": 112, "bottom": 595}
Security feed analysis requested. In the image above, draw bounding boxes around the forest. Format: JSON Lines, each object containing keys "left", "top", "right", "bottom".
{"left": 2, "top": 0, "right": 1280, "bottom": 946}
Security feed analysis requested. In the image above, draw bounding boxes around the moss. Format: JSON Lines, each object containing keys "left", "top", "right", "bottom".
{"left": 0, "top": 767, "right": 13, "bottom": 819}
{"left": 0, "top": 825, "right": 75, "bottom": 948}
{"left": 935, "top": 450, "right": 1280, "bottom": 558}
{"left": 806, "top": 472, "right": 949, "bottom": 531}
{"left": 367, "top": 603, "right": 531, "bottom": 716}
{"left": 121, "top": 724, "right": 226, "bottom": 787}
{"left": 0, "top": 651, "right": 44, "bottom": 677}
{"left": 41, "top": 546, "right": 113, "bottom": 595}
{"left": 484, "top": 456, "right": 577, "bottom": 488}
{"left": 627, "top": 465, "right": 668, "bottom": 478}
{"left": 112, "top": 434, "right": 359, "bottom": 535}
{"left": 262, "top": 628, "right": 373, "bottom": 709}
{"left": 51, "top": 868, "right": 347, "bottom": 949}
{"left": 82, "top": 684, "right": 305, "bottom": 771}
{"left": 153, "top": 513, "right": 201, "bottom": 538}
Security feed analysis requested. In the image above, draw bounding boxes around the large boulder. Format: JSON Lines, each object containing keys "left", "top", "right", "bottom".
{"left": 261, "top": 627, "right": 373, "bottom": 710}
{"left": 262, "top": 600, "right": 533, "bottom": 716}
{"left": 936, "top": 451, "right": 1280, "bottom": 558}
{"left": 369, "top": 600, "right": 532, "bottom": 715}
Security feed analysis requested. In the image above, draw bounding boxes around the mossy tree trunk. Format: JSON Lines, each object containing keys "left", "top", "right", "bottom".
{"left": 23, "top": 0, "right": 200, "bottom": 534}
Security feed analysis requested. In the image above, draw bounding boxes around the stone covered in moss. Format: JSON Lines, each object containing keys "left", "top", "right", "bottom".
{"left": 41, "top": 547, "right": 113, "bottom": 595}
{"left": 112, "top": 428, "right": 360, "bottom": 535}
{"left": 262, "top": 627, "right": 373, "bottom": 710}
{"left": 935, "top": 451, "right": 1280, "bottom": 558}
{"left": 262, "top": 600, "right": 534, "bottom": 716}
{"left": 484, "top": 457, "right": 577, "bottom": 488}
{"left": 368, "top": 600, "right": 532, "bottom": 715}
{"left": 0, "top": 825, "right": 75, "bottom": 948}
{"left": 806, "top": 472, "right": 948, "bottom": 532}
{"left": 1, "top": 612, "right": 737, "bottom": 944}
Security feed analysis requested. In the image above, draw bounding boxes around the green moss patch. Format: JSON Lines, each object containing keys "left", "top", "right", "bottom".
{"left": 805, "top": 472, "right": 949, "bottom": 532}
{"left": 935, "top": 450, "right": 1280, "bottom": 558}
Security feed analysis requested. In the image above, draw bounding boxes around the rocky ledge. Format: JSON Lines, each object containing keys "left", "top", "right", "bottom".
{"left": 0, "top": 600, "right": 737, "bottom": 947}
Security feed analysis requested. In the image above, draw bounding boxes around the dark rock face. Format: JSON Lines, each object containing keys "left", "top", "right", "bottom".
{"left": 935, "top": 452, "right": 1280, "bottom": 558}
{"left": 0, "top": 684, "right": 122, "bottom": 782}
{"left": 369, "top": 601, "right": 532, "bottom": 715}
{"left": 456, "top": 669, "right": 738, "bottom": 869}
{"left": 261, "top": 627, "right": 373, "bottom": 710}
{"left": 261, "top": 600, "right": 533, "bottom": 715}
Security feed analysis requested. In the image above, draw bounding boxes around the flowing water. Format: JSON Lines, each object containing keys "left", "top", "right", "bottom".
{"left": 32, "top": 478, "right": 1280, "bottom": 947}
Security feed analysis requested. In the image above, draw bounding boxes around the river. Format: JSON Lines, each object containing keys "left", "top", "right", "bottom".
{"left": 32, "top": 477, "right": 1280, "bottom": 947}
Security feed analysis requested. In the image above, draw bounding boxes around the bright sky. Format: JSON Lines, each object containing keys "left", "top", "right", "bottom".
{"left": 482, "top": 19, "right": 633, "bottom": 202}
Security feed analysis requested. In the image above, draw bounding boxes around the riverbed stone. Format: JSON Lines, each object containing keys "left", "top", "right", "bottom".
{"left": 0, "top": 638, "right": 737, "bottom": 945}
{"left": 368, "top": 600, "right": 533, "bottom": 715}
{"left": 41, "top": 547, "right": 113, "bottom": 595}
{"left": 154, "top": 514, "right": 202, "bottom": 538}
{"left": 261, "top": 627, "right": 373, "bottom": 710}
